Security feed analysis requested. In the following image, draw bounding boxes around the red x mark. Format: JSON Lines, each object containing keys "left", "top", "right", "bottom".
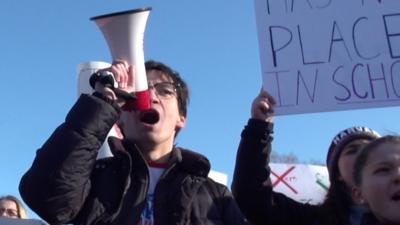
{"left": 271, "top": 166, "right": 298, "bottom": 194}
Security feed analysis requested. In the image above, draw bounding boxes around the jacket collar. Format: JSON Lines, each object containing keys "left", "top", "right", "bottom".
{"left": 107, "top": 137, "right": 211, "bottom": 178}
{"left": 170, "top": 147, "right": 211, "bottom": 178}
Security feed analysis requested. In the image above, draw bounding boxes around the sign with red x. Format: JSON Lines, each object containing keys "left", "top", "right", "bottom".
{"left": 270, "top": 163, "right": 330, "bottom": 205}
{"left": 271, "top": 165, "right": 298, "bottom": 194}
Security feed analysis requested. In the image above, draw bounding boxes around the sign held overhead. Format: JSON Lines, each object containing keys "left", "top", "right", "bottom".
{"left": 254, "top": 0, "right": 400, "bottom": 115}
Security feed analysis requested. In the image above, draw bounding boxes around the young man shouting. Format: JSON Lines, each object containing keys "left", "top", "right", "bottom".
{"left": 20, "top": 60, "right": 247, "bottom": 225}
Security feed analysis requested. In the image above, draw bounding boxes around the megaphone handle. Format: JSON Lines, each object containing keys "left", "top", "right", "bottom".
{"left": 89, "top": 71, "right": 117, "bottom": 89}
{"left": 114, "top": 89, "right": 136, "bottom": 101}
{"left": 90, "top": 71, "right": 136, "bottom": 101}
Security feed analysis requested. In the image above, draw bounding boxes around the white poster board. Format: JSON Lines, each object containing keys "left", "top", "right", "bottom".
{"left": 270, "top": 163, "right": 329, "bottom": 204}
{"left": 254, "top": 0, "right": 400, "bottom": 115}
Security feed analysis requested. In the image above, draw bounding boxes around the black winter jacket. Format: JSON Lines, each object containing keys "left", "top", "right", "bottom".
{"left": 231, "top": 119, "right": 325, "bottom": 225}
{"left": 360, "top": 213, "right": 388, "bottom": 225}
{"left": 19, "top": 94, "right": 247, "bottom": 225}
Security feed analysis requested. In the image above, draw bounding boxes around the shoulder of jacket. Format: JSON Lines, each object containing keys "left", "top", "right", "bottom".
{"left": 174, "top": 147, "right": 211, "bottom": 178}
{"left": 188, "top": 177, "right": 229, "bottom": 203}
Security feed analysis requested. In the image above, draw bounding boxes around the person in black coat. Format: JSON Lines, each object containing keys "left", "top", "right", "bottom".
{"left": 19, "top": 60, "right": 247, "bottom": 225}
{"left": 231, "top": 89, "right": 381, "bottom": 225}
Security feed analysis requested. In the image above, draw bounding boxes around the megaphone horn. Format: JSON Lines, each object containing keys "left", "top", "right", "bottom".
{"left": 91, "top": 7, "right": 152, "bottom": 111}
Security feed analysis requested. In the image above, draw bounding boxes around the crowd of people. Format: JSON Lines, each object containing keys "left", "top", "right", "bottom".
{"left": 2, "top": 60, "right": 398, "bottom": 225}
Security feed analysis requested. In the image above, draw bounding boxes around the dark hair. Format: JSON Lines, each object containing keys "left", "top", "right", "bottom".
{"left": 319, "top": 176, "right": 353, "bottom": 225}
{"left": 353, "top": 135, "right": 400, "bottom": 186}
{"left": 145, "top": 60, "right": 189, "bottom": 117}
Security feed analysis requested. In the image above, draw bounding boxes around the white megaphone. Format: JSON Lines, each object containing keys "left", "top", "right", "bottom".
{"left": 91, "top": 8, "right": 152, "bottom": 111}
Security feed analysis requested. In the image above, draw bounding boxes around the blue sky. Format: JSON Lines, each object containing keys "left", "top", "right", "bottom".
{"left": 1, "top": 0, "right": 400, "bottom": 220}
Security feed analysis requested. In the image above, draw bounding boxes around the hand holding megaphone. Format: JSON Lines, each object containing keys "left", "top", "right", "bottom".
{"left": 90, "top": 61, "right": 138, "bottom": 108}
{"left": 91, "top": 8, "right": 152, "bottom": 111}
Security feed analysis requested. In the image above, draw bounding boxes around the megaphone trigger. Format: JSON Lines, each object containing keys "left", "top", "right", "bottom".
{"left": 114, "top": 89, "right": 136, "bottom": 101}
{"left": 89, "top": 71, "right": 136, "bottom": 101}
{"left": 89, "top": 70, "right": 117, "bottom": 89}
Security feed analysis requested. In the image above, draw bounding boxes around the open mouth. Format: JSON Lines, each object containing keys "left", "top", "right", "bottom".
{"left": 139, "top": 109, "right": 160, "bottom": 125}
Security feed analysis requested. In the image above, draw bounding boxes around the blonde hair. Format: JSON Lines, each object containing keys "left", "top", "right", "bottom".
{"left": 0, "top": 195, "right": 28, "bottom": 219}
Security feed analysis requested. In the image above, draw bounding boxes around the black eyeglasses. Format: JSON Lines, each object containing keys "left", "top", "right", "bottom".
{"left": 148, "top": 82, "right": 180, "bottom": 99}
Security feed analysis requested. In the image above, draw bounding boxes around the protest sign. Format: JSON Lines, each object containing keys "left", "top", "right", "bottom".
{"left": 270, "top": 163, "right": 329, "bottom": 204}
{"left": 254, "top": 0, "right": 400, "bottom": 115}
